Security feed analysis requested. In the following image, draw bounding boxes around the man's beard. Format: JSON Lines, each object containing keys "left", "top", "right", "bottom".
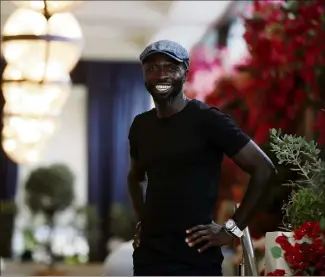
{"left": 145, "top": 80, "right": 183, "bottom": 105}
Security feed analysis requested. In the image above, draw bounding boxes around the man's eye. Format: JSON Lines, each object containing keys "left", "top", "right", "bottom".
{"left": 168, "top": 67, "right": 177, "bottom": 72}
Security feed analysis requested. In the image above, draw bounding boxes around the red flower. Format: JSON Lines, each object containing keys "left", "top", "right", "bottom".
{"left": 275, "top": 234, "right": 292, "bottom": 251}
{"left": 275, "top": 234, "right": 288, "bottom": 244}
{"left": 274, "top": 221, "right": 325, "bottom": 275}
{"left": 311, "top": 238, "right": 325, "bottom": 254}
{"left": 294, "top": 221, "right": 323, "bottom": 241}
{"left": 315, "top": 257, "right": 325, "bottom": 271}
{"left": 293, "top": 228, "right": 306, "bottom": 240}
{"left": 267, "top": 269, "right": 286, "bottom": 276}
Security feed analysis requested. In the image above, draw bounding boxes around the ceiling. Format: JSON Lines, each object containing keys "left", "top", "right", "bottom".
{"left": 0, "top": 1, "right": 233, "bottom": 61}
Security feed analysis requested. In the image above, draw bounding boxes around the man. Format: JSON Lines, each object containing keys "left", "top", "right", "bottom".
{"left": 127, "top": 40, "right": 276, "bottom": 276}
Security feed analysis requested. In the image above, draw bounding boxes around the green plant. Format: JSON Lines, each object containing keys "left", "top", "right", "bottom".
{"left": 25, "top": 163, "right": 75, "bottom": 216}
{"left": 24, "top": 163, "right": 75, "bottom": 267}
{"left": 269, "top": 128, "right": 325, "bottom": 229}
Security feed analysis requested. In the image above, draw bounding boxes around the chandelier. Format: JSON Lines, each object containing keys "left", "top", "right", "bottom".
{"left": 1, "top": 1, "right": 83, "bottom": 164}
{"left": 13, "top": 1, "right": 83, "bottom": 14}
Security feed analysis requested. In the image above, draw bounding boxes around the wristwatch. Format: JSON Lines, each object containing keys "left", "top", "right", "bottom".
{"left": 224, "top": 219, "right": 243, "bottom": 238}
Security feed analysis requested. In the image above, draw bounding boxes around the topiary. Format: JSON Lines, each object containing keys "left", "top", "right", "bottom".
{"left": 24, "top": 163, "right": 75, "bottom": 268}
{"left": 24, "top": 163, "right": 75, "bottom": 217}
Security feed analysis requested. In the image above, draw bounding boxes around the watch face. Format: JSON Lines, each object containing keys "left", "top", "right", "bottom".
{"left": 225, "top": 219, "right": 235, "bottom": 229}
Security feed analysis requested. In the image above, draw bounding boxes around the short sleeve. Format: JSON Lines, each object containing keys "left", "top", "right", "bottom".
{"left": 128, "top": 116, "right": 139, "bottom": 159}
{"left": 202, "top": 108, "right": 251, "bottom": 157}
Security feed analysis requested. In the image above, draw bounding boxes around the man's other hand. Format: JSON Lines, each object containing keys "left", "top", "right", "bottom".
{"left": 132, "top": 222, "right": 141, "bottom": 249}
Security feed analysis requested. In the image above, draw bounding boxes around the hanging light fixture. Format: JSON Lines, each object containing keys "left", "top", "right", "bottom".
{"left": 13, "top": 1, "right": 83, "bottom": 14}
{"left": 2, "top": 8, "right": 83, "bottom": 81}
{"left": 2, "top": 114, "right": 57, "bottom": 164}
{"left": 1, "top": 0, "right": 84, "bottom": 164}
{"left": 1, "top": 66, "right": 61, "bottom": 164}
{"left": 2, "top": 65, "right": 71, "bottom": 117}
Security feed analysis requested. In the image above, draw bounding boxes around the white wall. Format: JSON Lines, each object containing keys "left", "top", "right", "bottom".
{"left": 13, "top": 85, "right": 88, "bottom": 254}
{"left": 16, "top": 85, "right": 88, "bottom": 207}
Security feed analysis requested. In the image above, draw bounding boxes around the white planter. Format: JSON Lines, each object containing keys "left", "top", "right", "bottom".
{"left": 264, "top": 231, "right": 293, "bottom": 276}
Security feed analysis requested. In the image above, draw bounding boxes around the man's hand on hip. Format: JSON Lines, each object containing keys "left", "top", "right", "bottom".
{"left": 185, "top": 221, "right": 233, "bottom": 253}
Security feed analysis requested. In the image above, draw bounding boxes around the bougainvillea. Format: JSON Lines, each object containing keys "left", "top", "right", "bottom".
{"left": 238, "top": 0, "right": 325, "bottom": 144}
{"left": 190, "top": 1, "right": 325, "bottom": 145}
{"left": 185, "top": 46, "right": 227, "bottom": 101}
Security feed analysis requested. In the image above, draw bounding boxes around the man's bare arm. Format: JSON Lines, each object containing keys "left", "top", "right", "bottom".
{"left": 231, "top": 140, "right": 277, "bottom": 230}
{"left": 127, "top": 157, "right": 146, "bottom": 222}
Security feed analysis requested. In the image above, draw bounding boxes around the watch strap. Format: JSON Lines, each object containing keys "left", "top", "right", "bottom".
{"left": 231, "top": 225, "right": 244, "bottom": 238}
{"left": 223, "top": 227, "right": 237, "bottom": 239}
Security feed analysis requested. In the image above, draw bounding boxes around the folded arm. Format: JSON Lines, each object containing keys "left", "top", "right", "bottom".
{"left": 201, "top": 108, "right": 277, "bottom": 230}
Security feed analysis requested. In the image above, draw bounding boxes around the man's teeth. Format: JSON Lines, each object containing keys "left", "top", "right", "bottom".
{"left": 155, "top": 85, "right": 171, "bottom": 91}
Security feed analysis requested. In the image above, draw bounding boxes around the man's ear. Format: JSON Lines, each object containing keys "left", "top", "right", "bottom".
{"left": 182, "top": 69, "right": 189, "bottom": 83}
{"left": 141, "top": 64, "right": 146, "bottom": 74}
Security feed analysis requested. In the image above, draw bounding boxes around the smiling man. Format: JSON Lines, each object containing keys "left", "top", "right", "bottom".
{"left": 127, "top": 40, "right": 276, "bottom": 276}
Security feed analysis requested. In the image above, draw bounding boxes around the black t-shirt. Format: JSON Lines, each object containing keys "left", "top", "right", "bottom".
{"left": 129, "top": 99, "right": 250, "bottom": 266}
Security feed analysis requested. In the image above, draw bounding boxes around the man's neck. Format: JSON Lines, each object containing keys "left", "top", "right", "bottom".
{"left": 154, "top": 93, "right": 190, "bottom": 118}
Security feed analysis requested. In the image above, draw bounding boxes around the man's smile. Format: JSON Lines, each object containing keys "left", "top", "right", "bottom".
{"left": 154, "top": 84, "right": 173, "bottom": 94}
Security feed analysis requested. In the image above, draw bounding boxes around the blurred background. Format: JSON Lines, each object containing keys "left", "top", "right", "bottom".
{"left": 0, "top": 0, "right": 324, "bottom": 275}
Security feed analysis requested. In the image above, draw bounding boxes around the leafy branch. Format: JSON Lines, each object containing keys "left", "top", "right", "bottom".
{"left": 269, "top": 128, "right": 325, "bottom": 229}
{"left": 270, "top": 129, "right": 324, "bottom": 189}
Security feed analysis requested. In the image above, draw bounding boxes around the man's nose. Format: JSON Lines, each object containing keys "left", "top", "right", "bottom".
{"left": 158, "top": 70, "right": 166, "bottom": 78}
{"left": 156, "top": 67, "right": 169, "bottom": 77}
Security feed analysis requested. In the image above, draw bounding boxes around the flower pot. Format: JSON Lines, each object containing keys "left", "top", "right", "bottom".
{"left": 264, "top": 231, "right": 293, "bottom": 276}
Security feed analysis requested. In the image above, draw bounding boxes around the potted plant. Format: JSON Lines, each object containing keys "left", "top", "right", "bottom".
{"left": 264, "top": 129, "right": 325, "bottom": 276}
{"left": 24, "top": 163, "right": 75, "bottom": 275}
